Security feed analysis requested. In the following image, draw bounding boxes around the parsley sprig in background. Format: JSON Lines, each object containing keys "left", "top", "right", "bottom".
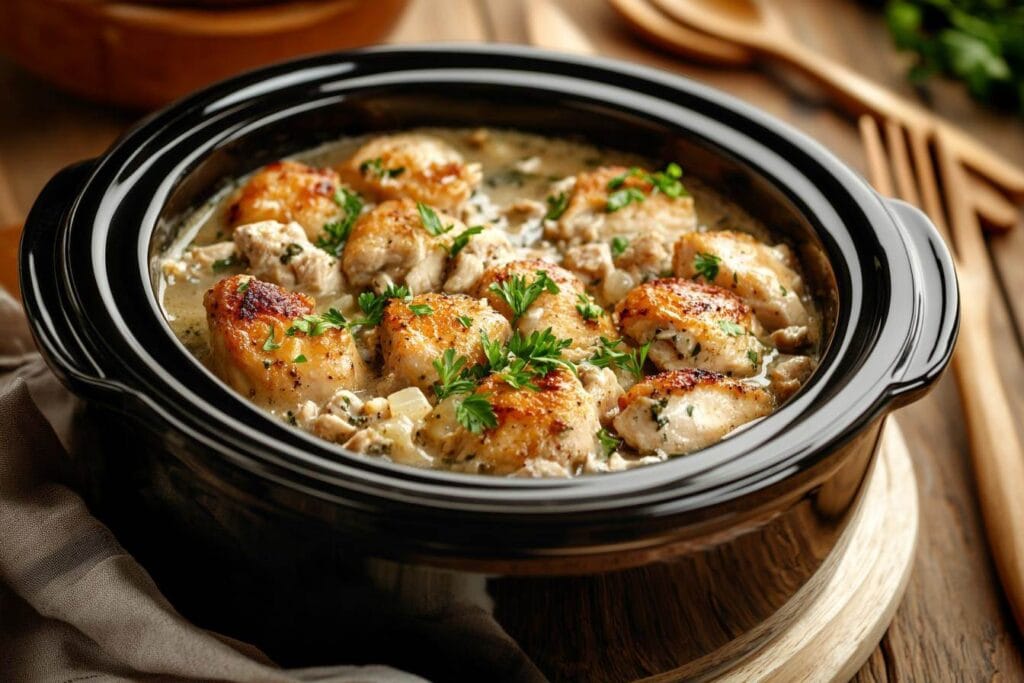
{"left": 885, "top": 0, "right": 1024, "bottom": 113}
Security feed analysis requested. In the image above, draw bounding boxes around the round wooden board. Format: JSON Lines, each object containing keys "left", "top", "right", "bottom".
{"left": 706, "top": 420, "right": 918, "bottom": 682}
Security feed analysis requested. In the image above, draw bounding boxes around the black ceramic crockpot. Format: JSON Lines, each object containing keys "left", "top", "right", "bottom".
{"left": 20, "top": 46, "right": 957, "bottom": 682}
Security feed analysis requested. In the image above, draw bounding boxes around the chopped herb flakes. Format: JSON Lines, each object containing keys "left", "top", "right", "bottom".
{"left": 286, "top": 309, "right": 349, "bottom": 337}
{"left": 357, "top": 284, "right": 411, "bottom": 327}
{"left": 693, "top": 252, "right": 721, "bottom": 282}
{"left": 576, "top": 293, "right": 605, "bottom": 321}
{"left": 236, "top": 278, "right": 250, "bottom": 293}
{"left": 359, "top": 157, "right": 405, "bottom": 179}
{"left": 457, "top": 315, "right": 474, "bottom": 329}
{"left": 432, "top": 349, "right": 477, "bottom": 400}
{"left": 747, "top": 350, "right": 760, "bottom": 369}
{"left": 293, "top": 354, "right": 308, "bottom": 364}
{"left": 212, "top": 256, "right": 236, "bottom": 272}
{"left": 606, "top": 187, "right": 645, "bottom": 213}
{"left": 686, "top": 404, "right": 694, "bottom": 417}
{"left": 488, "top": 270, "right": 560, "bottom": 321}
{"left": 650, "top": 397, "right": 669, "bottom": 430}
{"left": 610, "top": 236, "right": 629, "bottom": 258}
{"left": 279, "top": 242, "right": 303, "bottom": 264}
{"left": 317, "top": 188, "right": 363, "bottom": 256}
{"left": 605, "top": 163, "right": 689, "bottom": 212}
{"left": 717, "top": 320, "right": 746, "bottom": 337}
{"left": 545, "top": 191, "right": 569, "bottom": 220}
{"left": 262, "top": 325, "right": 281, "bottom": 351}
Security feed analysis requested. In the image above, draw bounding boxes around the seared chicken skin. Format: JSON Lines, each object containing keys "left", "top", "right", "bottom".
{"left": 673, "top": 230, "right": 811, "bottom": 335}
{"left": 204, "top": 275, "right": 368, "bottom": 409}
{"left": 616, "top": 279, "right": 767, "bottom": 378}
{"left": 474, "top": 258, "right": 617, "bottom": 361}
{"left": 227, "top": 161, "right": 351, "bottom": 242}
{"left": 548, "top": 166, "right": 696, "bottom": 263}
{"left": 420, "top": 369, "right": 601, "bottom": 476}
{"left": 341, "top": 133, "right": 482, "bottom": 211}
{"left": 379, "top": 293, "right": 512, "bottom": 395}
{"left": 613, "top": 369, "right": 773, "bottom": 456}
{"left": 341, "top": 198, "right": 461, "bottom": 293}
{"left": 233, "top": 220, "right": 340, "bottom": 295}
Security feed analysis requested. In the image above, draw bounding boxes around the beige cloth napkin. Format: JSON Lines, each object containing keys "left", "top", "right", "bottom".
{"left": 0, "top": 287, "right": 425, "bottom": 683}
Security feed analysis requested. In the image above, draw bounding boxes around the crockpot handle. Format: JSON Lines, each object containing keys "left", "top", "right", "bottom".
{"left": 885, "top": 199, "right": 960, "bottom": 403}
{"left": 19, "top": 160, "right": 119, "bottom": 394}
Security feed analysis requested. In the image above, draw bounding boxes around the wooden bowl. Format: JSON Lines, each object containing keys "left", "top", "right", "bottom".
{"left": 0, "top": 0, "right": 408, "bottom": 109}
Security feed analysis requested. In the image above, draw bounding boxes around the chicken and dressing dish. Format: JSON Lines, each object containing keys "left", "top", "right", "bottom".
{"left": 157, "top": 128, "right": 822, "bottom": 477}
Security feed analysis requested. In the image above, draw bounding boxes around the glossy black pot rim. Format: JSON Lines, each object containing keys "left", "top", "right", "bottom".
{"left": 20, "top": 45, "right": 958, "bottom": 549}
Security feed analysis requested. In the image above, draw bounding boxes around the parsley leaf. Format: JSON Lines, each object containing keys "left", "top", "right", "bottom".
{"left": 286, "top": 309, "right": 350, "bottom": 337}
{"left": 356, "top": 284, "right": 411, "bottom": 327}
{"left": 359, "top": 157, "right": 405, "bottom": 179}
{"left": 456, "top": 393, "right": 498, "bottom": 433}
{"left": 280, "top": 242, "right": 303, "bottom": 265}
{"left": 610, "top": 236, "right": 630, "bottom": 258}
{"left": 293, "top": 354, "right": 307, "bottom": 363}
{"left": 416, "top": 202, "right": 454, "bottom": 236}
{"left": 316, "top": 189, "right": 363, "bottom": 256}
{"left": 717, "top": 320, "right": 746, "bottom": 337}
{"left": 236, "top": 278, "right": 250, "bottom": 293}
{"left": 747, "top": 349, "right": 760, "bottom": 369}
{"left": 596, "top": 428, "right": 621, "bottom": 458}
{"left": 262, "top": 325, "right": 281, "bottom": 351}
{"left": 605, "top": 163, "right": 689, "bottom": 212}
{"left": 488, "top": 270, "right": 560, "bottom": 321}
{"left": 545, "top": 191, "right": 570, "bottom": 220}
{"left": 409, "top": 303, "right": 433, "bottom": 317}
{"left": 693, "top": 252, "right": 721, "bottom": 282}
{"left": 212, "top": 256, "right": 236, "bottom": 272}
{"left": 449, "top": 225, "right": 484, "bottom": 257}
{"left": 506, "top": 328, "right": 577, "bottom": 376}
{"left": 606, "top": 187, "right": 646, "bottom": 213}
{"left": 590, "top": 337, "right": 650, "bottom": 380}
{"left": 432, "top": 349, "right": 477, "bottom": 400}
{"left": 457, "top": 315, "right": 474, "bottom": 329}
{"left": 576, "top": 293, "right": 605, "bottom": 321}
{"left": 496, "top": 358, "right": 541, "bottom": 392}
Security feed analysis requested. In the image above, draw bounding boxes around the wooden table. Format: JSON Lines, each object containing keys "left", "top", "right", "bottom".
{"left": 2, "top": 0, "right": 1022, "bottom": 679}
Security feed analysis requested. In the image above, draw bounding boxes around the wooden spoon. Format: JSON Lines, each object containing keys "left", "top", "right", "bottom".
{"left": 526, "top": 0, "right": 597, "bottom": 55}
{"left": 650, "top": 0, "right": 1024, "bottom": 199}
{"left": 608, "top": 0, "right": 752, "bottom": 67}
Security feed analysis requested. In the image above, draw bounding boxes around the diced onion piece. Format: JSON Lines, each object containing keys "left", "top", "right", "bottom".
{"left": 387, "top": 387, "right": 433, "bottom": 422}
{"left": 602, "top": 269, "right": 635, "bottom": 304}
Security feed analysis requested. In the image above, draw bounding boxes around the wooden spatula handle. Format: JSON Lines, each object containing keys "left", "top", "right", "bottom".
{"left": 953, "top": 327, "right": 1024, "bottom": 634}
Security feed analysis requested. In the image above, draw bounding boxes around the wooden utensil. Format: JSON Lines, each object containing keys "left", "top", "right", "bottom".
{"left": 861, "top": 114, "right": 1024, "bottom": 635}
{"left": 649, "top": 0, "right": 1024, "bottom": 202}
{"left": 526, "top": 0, "right": 597, "bottom": 55}
{"left": 607, "top": 0, "right": 752, "bottom": 66}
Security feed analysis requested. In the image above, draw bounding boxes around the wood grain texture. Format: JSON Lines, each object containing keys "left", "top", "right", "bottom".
{"left": 0, "top": 0, "right": 1022, "bottom": 678}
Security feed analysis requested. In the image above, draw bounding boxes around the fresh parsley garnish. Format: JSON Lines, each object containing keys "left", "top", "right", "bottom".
{"left": 456, "top": 393, "right": 498, "bottom": 433}
{"left": 717, "top": 320, "right": 746, "bottom": 337}
{"left": 236, "top": 278, "right": 250, "bottom": 293}
{"left": 576, "top": 293, "right": 605, "bottom": 321}
{"left": 432, "top": 349, "right": 477, "bottom": 400}
{"left": 280, "top": 242, "right": 303, "bottom": 265}
{"left": 293, "top": 354, "right": 307, "bottom": 364}
{"left": 286, "top": 308, "right": 350, "bottom": 337}
{"left": 610, "top": 236, "right": 630, "bottom": 257}
{"left": 590, "top": 337, "right": 650, "bottom": 380}
{"left": 212, "top": 256, "right": 236, "bottom": 272}
{"left": 693, "top": 252, "right": 722, "bottom": 282}
{"left": 359, "top": 157, "right": 405, "bottom": 179}
{"left": 606, "top": 187, "right": 646, "bottom": 213}
{"left": 686, "top": 404, "right": 695, "bottom": 417}
{"left": 449, "top": 225, "right": 484, "bottom": 257}
{"left": 488, "top": 270, "right": 560, "bottom": 321}
{"left": 651, "top": 397, "right": 669, "bottom": 430}
{"left": 356, "top": 284, "right": 411, "bottom": 327}
{"left": 596, "top": 428, "right": 621, "bottom": 458}
{"left": 496, "top": 358, "right": 541, "bottom": 392}
{"left": 262, "top": 324, "right": 281, "bottom": 351}
{"left": 747, "top": 350, "right": 760, "bottom": 369}
{"left": 409, "top": 303, "right": 433, "bottom": 317}
{"left": 457, "top": 315, "right": 474, "bottom": 329}
{"left": 316, "top": 188, "right": 363, "bottom": 256}
{"left": 545, "top": 191, "right": 569, "bottom": 220}
{"left": 416, "top": 202, "right": 454, "bottom": 237}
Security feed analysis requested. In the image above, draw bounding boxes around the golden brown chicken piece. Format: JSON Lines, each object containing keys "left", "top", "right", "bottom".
{"left": 227, "top": 160, "right": 352, "bottom": 241}
{"left": 419, "top": 369, "right": 601, "bottom": 476}
{"left": 615, "top": 279, "right": 767, "bottom": 378}
{"left": 340, "top": 133, "right": 482, "bottom": 210}
{"left": 474, "top": 258, "right": 616, "bottom": 361}
{"left": 341, "top": 198, "right": 461, "bottom": 293}
{"left": 673, "top": 230, "right": 811, "bottom": 334}
{"left": 548, "top": 165, "right": 696, "bottom": 269}
{"left": 613, "top": 369, "right": 773, "bottom": 456}
{"left": 378, "top": 293, "right": 512, "bottom": 395}
{"left": 204, "top": 275, "right": 368, "bottom": 409}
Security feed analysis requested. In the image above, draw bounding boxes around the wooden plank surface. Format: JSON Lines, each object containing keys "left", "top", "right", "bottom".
{"left": 1, "top": 0, "right": 1022, "bottom": 679}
